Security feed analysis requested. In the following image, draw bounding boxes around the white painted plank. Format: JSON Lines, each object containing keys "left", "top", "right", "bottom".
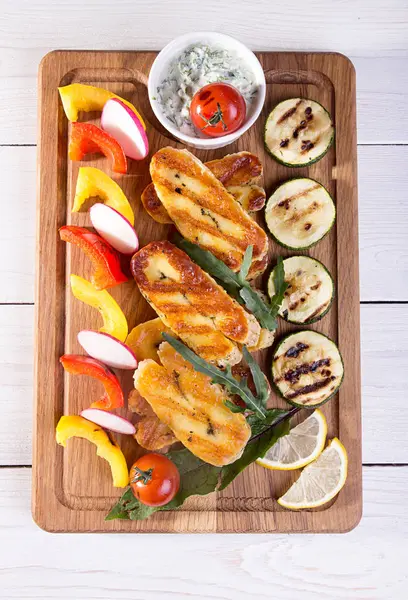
{"left": 358, "top": 146, "right": 408, "bottom": 301}
{"left": 1, "top": 145, "right": 407, "bottom": 303}
{"left": 1, "top": 0, "right": 408, "bottom": 55}
{"left": 0, "top": 466, "right": 406, "bottom": 599}
{"left": 0, "top": 0, "right": 407, "bottom": 143}
{"left": 1, "top": 304, "right": 407, "bottom": 465}
{"left": 0, "top": 146, "right": 35, "bottom": 303}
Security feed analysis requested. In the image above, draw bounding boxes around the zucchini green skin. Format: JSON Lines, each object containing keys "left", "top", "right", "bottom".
{"left": 269, "top": 256, "right": 335, "bottom": 325}
{"left": 265, "top": 177, "right": 336, "bottom": 251}
{"left": 271, "top": 330, "right": 344, "bottom": 409}
{"left": 264, "top": 98, "right": 335, "bottom": 168}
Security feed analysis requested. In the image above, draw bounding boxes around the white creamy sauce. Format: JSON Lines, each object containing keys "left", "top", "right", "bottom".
{"left": 155, "top": 44, "right": 258, "bottom": 136}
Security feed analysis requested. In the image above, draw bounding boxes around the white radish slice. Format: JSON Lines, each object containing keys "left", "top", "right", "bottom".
{"left": 101, "top": 98, "right": 149, "bottom": 160}
{"left": 90, "top": 203, "right": 139, "bottom": 255}
{"left": 81, "top": 408, "right": 136, "bottom": 435}
{"left": 78, "top": 330, "right": 138, "bottom": 370}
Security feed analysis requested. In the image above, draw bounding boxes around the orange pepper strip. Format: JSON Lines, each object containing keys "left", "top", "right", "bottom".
{"left": 60, "top": 355, "right": 124, "bottom": 410}
{"left": 69, "top": 122, "right": 127, "bottom": 174}
{"left": 59, "top": 226, "right": 129, "bottom": 290}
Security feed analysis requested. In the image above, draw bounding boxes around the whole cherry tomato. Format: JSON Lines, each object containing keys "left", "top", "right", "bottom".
{"left": 190, "top": 83, "right": 246, "bottom": 138}
{"left": 130, "top": 453, "right": 180, "bottom": 507}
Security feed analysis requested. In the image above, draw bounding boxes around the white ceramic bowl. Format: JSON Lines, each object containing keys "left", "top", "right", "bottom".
{"left": 148, "top": 32, "right": 266, "bottom": 150}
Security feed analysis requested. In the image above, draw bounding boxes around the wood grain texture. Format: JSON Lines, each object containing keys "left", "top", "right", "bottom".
{"left": 1, "top": 466, "right": 407, "bottom": 599}
{"left": 2, "top": 304, "right": 406, "bottom": 466}
{"left": 2, "top": 145, "right": 408, "bottom": 303}
{"left": 33, "top": 50, "right": 361, "bottom": 533}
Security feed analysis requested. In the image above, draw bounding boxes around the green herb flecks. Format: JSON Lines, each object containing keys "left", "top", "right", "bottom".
{"left": 174, "top": 238, "right": 288, "bottom": 331}
{"left": 162, "top": 334, "right": 268, "bottom": 419}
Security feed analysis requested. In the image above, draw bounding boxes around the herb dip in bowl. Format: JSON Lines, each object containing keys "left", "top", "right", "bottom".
{"left": 148, "top": 32, "right": 266, "bottom": 150}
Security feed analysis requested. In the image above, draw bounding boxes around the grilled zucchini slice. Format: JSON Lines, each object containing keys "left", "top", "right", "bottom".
{"left": 265, "top": 178, "right": 335, "bottom": 249}
{"left": 268, "top": 256, "right": 334, "bottom": 324}
{"left": 264, "top": 98, "right": 334, "bottom": 167}
{"left": 272, "top": 330, "right": 344, "bottom": 408}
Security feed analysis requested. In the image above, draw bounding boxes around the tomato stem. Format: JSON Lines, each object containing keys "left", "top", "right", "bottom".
{"left": 132, "top": 467, "right": 153, "bottom": 485}
{"left": 201, "top": 102, "right": 228, "bottom": 131}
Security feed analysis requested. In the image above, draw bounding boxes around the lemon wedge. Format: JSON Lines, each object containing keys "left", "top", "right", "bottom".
{"left": 277, "top": 438, "right": 348, "bottom": 510}
{"left": 256, "top": 409, "right": 327, "bottom": 471}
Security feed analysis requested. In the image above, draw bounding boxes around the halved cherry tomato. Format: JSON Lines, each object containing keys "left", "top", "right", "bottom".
{"left": 130, "top": 453, "right": 180, "bottom": 507}
{"left": 190, "top": 83, "right": 246, "bottom": 138}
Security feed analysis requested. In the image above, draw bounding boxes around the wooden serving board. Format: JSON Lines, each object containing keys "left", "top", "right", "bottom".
{"left": 34, "top": 50, "right": 361, "bottom": 533}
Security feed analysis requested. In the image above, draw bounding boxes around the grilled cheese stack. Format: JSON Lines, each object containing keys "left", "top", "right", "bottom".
{"left": 148, "top": 148, "right": 269, "bottom": 278}
{"left": 133, "top": 342, "right": 251, "bottom": 466}
{"left": 141, "top": 151, "right": 266, "bottom": 225}
{"left": 131, "top": 241, "right": 260, "bottom": 366}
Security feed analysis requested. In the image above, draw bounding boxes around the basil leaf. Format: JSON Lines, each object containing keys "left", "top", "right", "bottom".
{"left": 218, "top": 419, "right": 291, "bottom": 490}
{"left": 162, "top": 334, "right": 267, "bottom": 419}
{"left": 106, "top": 410, "right": 298, "bottom": 521}
{"left": 106, "top": 448, "right": 221, "bottom": 521}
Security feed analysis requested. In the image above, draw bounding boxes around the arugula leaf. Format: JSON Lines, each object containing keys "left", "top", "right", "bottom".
{"left": 269, "top": 257, "right": 288, "bottom": 315}
{"left": 106, "top": 448, "right": 221, "bottom": 521}
{"left": 106, "top": 409, "right": 297, "bottom": 521}
{"left": 162, "top": 334, "right": 268, "bottom": 419}
{"left": 239, "top": 286, "right": 279, "bottom": 330}
{"left": 242, "top": 347, "right": 269, "bottom": 407}
{"left": 224, "top": 398, "right": 246, "bottom": 413}
{"left": 238, "top": 245, "right": 253, "bottom": 283}
{"left": 174, "top": 238, "right": 287, "bottom": 331}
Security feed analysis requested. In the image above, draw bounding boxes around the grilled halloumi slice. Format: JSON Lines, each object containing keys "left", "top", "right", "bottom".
{"left": 149, "top": 148, "right": 269, "bottom": 276}
{"left": 205, "top": 151, "right": 262, "bottom": 186}
{"left": 131, "top": 241, "right": 260, "bottom": 366}
{"left": 142, "top": 181, "right": 266, "bottom": 224}
{"left": 133, "top": 343, "right": 251, "bottom": 466}
{"left": 128, "top": 389, "right": 177, "bottom": 451}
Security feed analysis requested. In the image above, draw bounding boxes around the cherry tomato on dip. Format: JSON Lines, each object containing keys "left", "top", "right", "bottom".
{"left": 130, "top": 453, "right": 180, "bottom": 507}
{"left": 190, "top": 83, "right": 246, "bottom": 138}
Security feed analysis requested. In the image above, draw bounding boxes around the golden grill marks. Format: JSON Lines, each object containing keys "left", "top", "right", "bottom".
{"left": 149, "top": 148, "right": 269, "bottom": 275}
{"left": 131, "top": 241, "right": 261, "bottom": 366}
{"left": 133, "top": 343, "right": 251, "bottom": 466}
{"left": 141, "top": 151, "right": 265, "bottom": 224}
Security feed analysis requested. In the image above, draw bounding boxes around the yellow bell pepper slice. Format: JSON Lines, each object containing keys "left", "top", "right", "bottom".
{"left": 58, "top": 83, "right": 146, "bottom": 129}
{"left": 56, "top": 415, "right": 129, "bottom": 488}
{"left": 73, "top": 167, "right": 134, "bottom": 225}
{"left": 70, "top": 274, "right": 128, "bottom": 342}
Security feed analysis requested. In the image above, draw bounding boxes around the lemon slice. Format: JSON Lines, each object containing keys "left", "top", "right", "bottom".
{"left": 277, "top": 438, "right": 348, "bottom": 509}
{"left": 256, "top": 409, "right": 327, "bottom": 471}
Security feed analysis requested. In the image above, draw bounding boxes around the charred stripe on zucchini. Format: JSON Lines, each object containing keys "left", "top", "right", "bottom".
{"left": 264, "top": 98, "right": 334, "bottom": 167}
{"left": 268, "top": 256, "right": 334, "bottom": 324}
{"left": 265, "top": 178, "right": 335, "bottom": 250}
{"left": 272, "top": 330, "right": 344, "bottom": 408}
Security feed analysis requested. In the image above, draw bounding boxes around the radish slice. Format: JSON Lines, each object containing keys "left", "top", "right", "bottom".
{"left": 101, "top": 98, "right": 149, "bottom": 160}
{"left": 90, "top": 203, "right": 139, "bottom": 255}
{"left": 81, "top": 408, "right": 136, "bottom": 435}
{"left": 78, "top": 330, "right": 138, "bottom": 370}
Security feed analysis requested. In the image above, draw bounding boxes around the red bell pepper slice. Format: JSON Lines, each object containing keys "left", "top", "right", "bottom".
{"left": 69, "top": 122, "right": 127, "bottom": 174}
{"left": 59, "top": 225, "right": 129, "bottom": 290}
{"left": 60, "top": 354, "right": 124, "bottom": 411}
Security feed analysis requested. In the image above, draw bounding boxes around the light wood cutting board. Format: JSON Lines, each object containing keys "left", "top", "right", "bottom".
{"left": 33, "top": 50, "right": 361, "bottom": 533}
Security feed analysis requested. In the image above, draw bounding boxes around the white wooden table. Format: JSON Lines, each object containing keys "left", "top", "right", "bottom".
{"left": 1, "top": 1, "right": 407, "bottom": 598}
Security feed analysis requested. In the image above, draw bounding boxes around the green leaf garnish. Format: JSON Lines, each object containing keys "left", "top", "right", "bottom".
{"left": 174, "top": 237, "right": 287, "bottom": 331}
{"left": 106, "top": 408, "right": 298, "bottom": 521}
{"left": 162, "top": 333, "right": 267, "bottom": 419}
